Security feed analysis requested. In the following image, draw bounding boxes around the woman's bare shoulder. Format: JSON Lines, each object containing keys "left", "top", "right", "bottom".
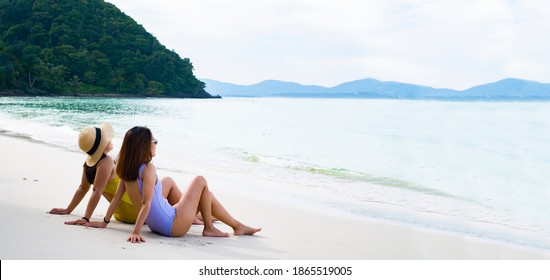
{"left": 96, "top": 155, "right": 115, "bottom": 170}
{"left": 142, "top": 162, "right": 157, "bottom": 176}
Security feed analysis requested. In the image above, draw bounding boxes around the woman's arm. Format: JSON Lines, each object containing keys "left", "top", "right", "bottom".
{"left": 81, "top": 157, "right": 114, "bottom": 221}
{"left": 127, "top": 164, "right": 156, "bottom": 243}
{"left": 86, "top": 178, "right": 126, "bottom": 228}
{"left": 49, "top": 168, "right": 90, "bottom": 215}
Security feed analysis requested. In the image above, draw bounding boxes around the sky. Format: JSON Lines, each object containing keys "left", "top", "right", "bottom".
{"left": 106, "top": 0, "right": 550, "bottom": 90}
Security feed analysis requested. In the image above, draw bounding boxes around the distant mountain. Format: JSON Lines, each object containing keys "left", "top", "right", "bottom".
{"left": 201, "top": 79, "right": 327, "bottom": 97}
{"left": 326, "top": 78, "right": 457, "bottom": 98}
{"left": 461, "top": 78, "right": 550, "bottom": 98}
{"left": 203, "top": 78, "right": 550, "bottom": 99}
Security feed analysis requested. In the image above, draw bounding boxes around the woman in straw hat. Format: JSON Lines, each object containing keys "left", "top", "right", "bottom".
{"left": 49, "top": 122, "right": 138, "bottom": 224}
{"left": 87, "top": 126, "right": 260, "bottom": 242}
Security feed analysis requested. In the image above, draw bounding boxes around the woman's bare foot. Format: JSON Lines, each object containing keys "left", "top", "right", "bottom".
{"left": 234, "top": 223, "right": 262, "bottom": 236}
{"left": 193, "top": 217, "right": 204, "bottom": 225}
{"left": 203, "top": 225, "right": 229, "bottom": 237}
{"left": 196, "top": 212, "right": 218, "bottom": 223}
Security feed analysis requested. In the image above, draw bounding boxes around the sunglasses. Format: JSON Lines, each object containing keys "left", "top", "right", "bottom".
{"left": 152, "top": 138, "right": 158, "bottom": 145}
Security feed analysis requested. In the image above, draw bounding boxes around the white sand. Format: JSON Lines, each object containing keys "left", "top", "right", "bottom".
{"left": 1, "top": 134, "right": 549, "bottom": 260}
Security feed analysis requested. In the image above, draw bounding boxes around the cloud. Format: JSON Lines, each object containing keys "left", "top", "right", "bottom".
{"left": 108, "top": 0, "right": 550, "bottom": 89}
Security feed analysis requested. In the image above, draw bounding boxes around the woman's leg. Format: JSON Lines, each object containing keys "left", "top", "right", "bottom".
{"left": 162, "top": 176, "right": 208, "bottom": 225}
{"left": 209, "top": 191, "right": 261, "bottom": 235}
{"left": 161, "top": 177, "right": 182, "bottom": 205}
{"left": 171, "top": 176, "right": 228, "bottom": 237}
{"left": 173, "top": 176, "right": 260, "bottom": 235}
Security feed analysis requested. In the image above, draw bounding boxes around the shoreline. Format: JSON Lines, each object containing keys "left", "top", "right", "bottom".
{"left": 1, "top": 133, "right": 549, "bottom": 259}
{"left": 5, "top": 92, "right": 550, "bottom": 101}
{"left": 0, "top": 90, "right": 221, "bottom": 99}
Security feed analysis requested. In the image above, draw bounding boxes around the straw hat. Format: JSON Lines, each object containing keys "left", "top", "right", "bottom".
{"left": 78, "top": 122, "right": 115, "bottom": 166}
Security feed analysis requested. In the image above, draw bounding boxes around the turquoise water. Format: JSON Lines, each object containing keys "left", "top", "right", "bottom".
{"left": 1, "top": 96, "right": 550, "bottom": 250}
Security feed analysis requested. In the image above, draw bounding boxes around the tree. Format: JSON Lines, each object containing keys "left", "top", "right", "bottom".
{"left": 0, "top": 0, "right": 210, "bottom": 97}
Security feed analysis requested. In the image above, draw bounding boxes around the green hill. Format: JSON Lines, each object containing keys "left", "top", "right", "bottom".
{"left": 0, "top": 0, "right": 215, "bottom": 98}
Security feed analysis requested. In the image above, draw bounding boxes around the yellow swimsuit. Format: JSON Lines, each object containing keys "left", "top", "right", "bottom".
{"left": 103, "top": 176, "right": 138, "bottom": 224}
{"left": 85, "top": 155, "right": 138, "bottom": 223}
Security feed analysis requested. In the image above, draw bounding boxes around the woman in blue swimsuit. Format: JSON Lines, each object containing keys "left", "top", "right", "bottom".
{"left": 89, "top": 126, "right": 261, "bottom": 242}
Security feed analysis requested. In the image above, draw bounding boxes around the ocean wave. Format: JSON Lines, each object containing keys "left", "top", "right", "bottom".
{"left": 224, "top": 147, "right": 455, "bottom": 198}
{"left": 0, "top": 129, "right": 35, "bottom": 141}
{"left": 0, "top": 96, "right": 160, "bottom": 116}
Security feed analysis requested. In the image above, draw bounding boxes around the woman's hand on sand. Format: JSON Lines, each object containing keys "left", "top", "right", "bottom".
{"left": 86, "top": 221, "right": 107, "bottom": 228}
{"left": 64, "top": 219, "right": 88, "bottom": 226}
{"left": 127, "top": 234, "right": 145, "bottom": 243}
{"left": 48, "top": 208, "right": 69, "bottom": 215}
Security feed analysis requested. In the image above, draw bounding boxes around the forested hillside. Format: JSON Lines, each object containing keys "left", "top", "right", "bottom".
{"left": 0, "top": 0, "right": 214, "bottom": 97}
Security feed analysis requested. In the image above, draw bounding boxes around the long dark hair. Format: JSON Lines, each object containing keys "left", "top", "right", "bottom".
{"left": 117, "top": 126, "right": 153, "bottom": 181}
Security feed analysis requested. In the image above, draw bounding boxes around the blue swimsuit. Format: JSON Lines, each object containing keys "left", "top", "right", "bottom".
{"left": 137, "top": 163, "right": 176, "bottom": 236}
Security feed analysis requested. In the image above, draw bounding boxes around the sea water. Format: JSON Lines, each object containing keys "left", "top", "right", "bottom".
{"left": 1, "top": 96, "right": 549, "bottom": 250}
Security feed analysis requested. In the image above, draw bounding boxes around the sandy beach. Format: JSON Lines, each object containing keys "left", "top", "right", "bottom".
{"left": 1, "top": 134, "right": 549, "bottom": 260}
